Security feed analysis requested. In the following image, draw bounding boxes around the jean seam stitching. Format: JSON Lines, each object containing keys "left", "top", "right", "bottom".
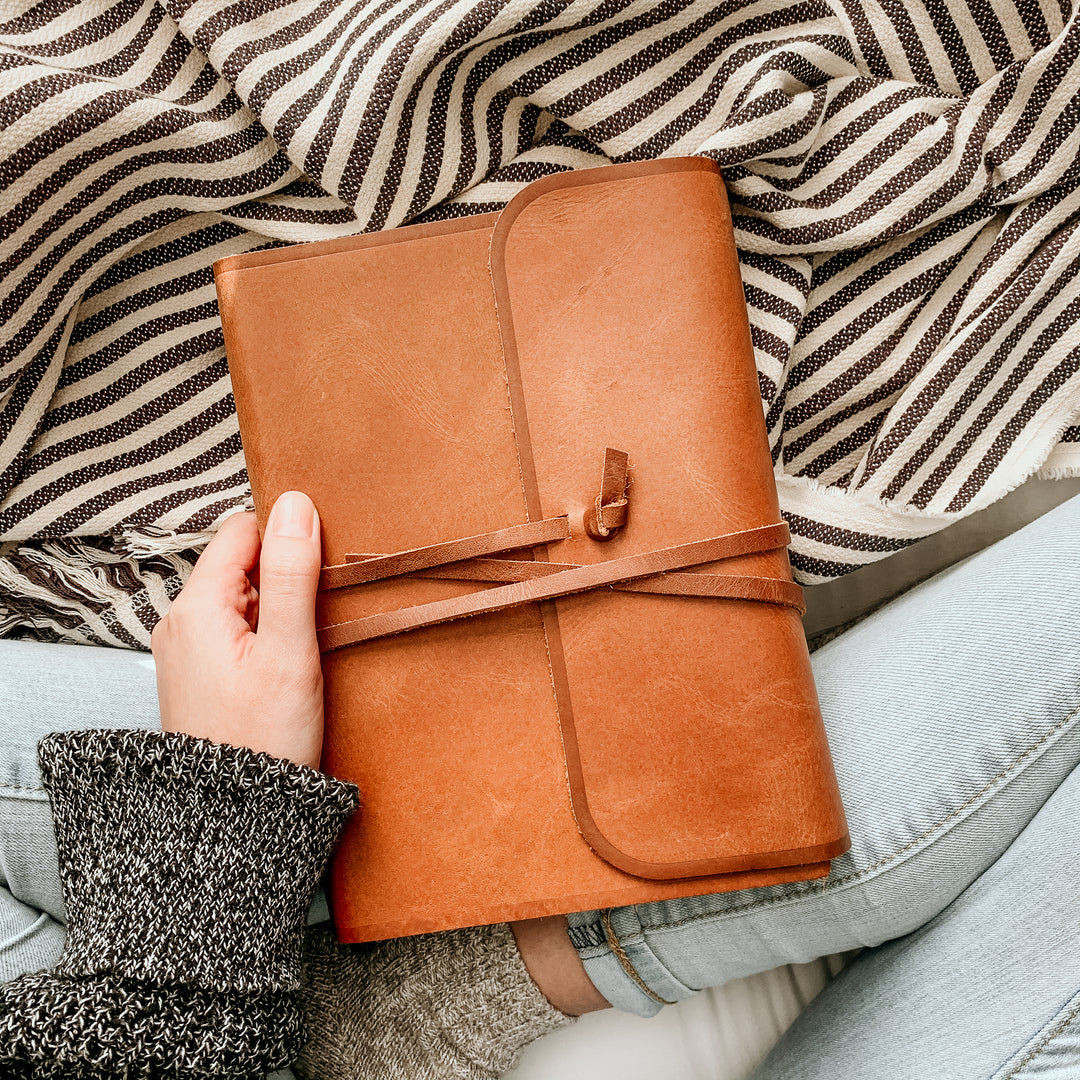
{"left": 1000, "top": 995, "right": 1080, "bottom": 1079}
{"left": 635, "top": 702, "right": 1080, "bottom": 934}
{"left": 599, "top": 909, "right": 675, "bottom": 1007}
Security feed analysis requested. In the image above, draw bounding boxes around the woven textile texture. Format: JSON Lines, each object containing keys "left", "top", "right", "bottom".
{"left": 0, "top": 728, "right": 360, "bottom": 1078}
{"left": 2, "top": 0, "right": 1080, "bottom": 646}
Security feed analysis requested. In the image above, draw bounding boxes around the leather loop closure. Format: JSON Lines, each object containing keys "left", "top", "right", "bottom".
{"left": 583, "top": 448, "right": 629, "bottom": 541}
{"left": 318, "top": 521, "right": 796, "bottom": 652}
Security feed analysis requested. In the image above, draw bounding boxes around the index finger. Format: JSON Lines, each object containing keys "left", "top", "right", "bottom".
{"left": 181, "top": 511, "right": 261, "bottom": 600}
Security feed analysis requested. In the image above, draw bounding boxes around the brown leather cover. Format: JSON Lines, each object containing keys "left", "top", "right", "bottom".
{"left": 214, "top": 158, "right": 849, "bottom": 944}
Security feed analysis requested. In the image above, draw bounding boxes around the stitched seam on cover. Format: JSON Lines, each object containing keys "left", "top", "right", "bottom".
{"left": 488, "top": 257, "right": 573, "bottom": 822}
{"left": 999, "top": 994, "right": 1080, "bottom": 1079}
{"left": 640, "top": 701, "right": 1080, "bottom": 932}
{"left": 600, "top": 909, "right": 675, "bottom": 1006}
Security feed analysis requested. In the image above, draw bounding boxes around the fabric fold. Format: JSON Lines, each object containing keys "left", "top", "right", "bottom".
{"left": 3, "top": 0, "right": 1080, "bottom": 641}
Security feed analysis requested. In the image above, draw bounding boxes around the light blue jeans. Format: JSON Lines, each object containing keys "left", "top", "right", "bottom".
{"left": 2, "top": 496, "right": 1079, "bottom": 1078}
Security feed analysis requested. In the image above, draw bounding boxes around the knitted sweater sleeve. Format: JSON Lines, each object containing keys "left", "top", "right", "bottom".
{"left": 0, "top": 728, "right": 359, "bottom": 1080}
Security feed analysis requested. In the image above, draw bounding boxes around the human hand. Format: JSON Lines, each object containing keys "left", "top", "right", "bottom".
{"left": 151, "top": 491, "right": 325, "bottom": 770}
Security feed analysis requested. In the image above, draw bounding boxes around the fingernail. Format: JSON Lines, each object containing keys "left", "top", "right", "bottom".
{"left": 269, "top": 491, "right": 317, "bottom": 539}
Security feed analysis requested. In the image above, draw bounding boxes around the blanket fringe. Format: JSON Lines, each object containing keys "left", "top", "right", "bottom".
{"left": 111, "top": 525, "right": 221, "bottom": 560}
{"left": 1037, "top": 462, "right": 1080, "bottom": 480}
{"left": 0, "top": 539, "right": 198, "bottom": 649}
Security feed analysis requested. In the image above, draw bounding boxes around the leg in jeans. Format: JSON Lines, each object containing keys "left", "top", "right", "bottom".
{"left": 0, "top": 641, "right": 160, "bottom": 981}
{"left": 4, "top": 496, "right": 1079, "bottom": 1074}
{"left": 754, "top": 761, "right": 1080, "bottom": 1077}
{"left": 570, "top": 493, "right": 1080, "bottom": 1075}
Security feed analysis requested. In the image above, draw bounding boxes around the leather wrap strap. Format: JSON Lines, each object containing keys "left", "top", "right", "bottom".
{"left": 320, "top": 517, "right": 570, "bottom": 591}
{"left": 343, "top": 557, "right": 804, "bottom": 610}
{"left": 318, "top": 521, "right": 798, "bottom": 652}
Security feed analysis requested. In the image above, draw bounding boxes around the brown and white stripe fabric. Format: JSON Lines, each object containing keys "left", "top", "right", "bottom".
{"left": 2, "top": 0, "right": 1079, "bottom": 647}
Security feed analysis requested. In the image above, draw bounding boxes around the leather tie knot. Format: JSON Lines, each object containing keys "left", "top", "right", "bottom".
{"left": 583, "top": 448, "right": 629, "bottom": 541}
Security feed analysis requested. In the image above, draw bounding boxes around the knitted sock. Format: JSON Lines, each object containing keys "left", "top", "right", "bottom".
{"left": 295, "top": 922, "right": 576, "bottom": 1079}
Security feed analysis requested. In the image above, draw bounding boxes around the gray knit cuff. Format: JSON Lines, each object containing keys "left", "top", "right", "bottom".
{"left": 298, "top": 922, "right": 575, "bottom": 1079}
{"left": 38, "top": 729, "right": 359, "bottom": 994}
{"left": 0, "top": 970, "right": 300, "bottom": 1079}
{"left": 431, "top": 923, "right": 576, "bottom": 1075}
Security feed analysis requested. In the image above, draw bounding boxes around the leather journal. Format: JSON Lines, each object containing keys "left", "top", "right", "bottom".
{"left": 214, "top": 157, "right": 850, "bottom": 944}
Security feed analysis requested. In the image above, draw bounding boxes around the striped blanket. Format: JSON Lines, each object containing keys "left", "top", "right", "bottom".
{"left": 2, "top": 0, "right": 1079, "bottom": 648}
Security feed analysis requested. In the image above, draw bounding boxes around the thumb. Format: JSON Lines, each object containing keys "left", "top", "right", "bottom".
{"left": 256, "top": 491, "right": 322, "bottom": 649}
